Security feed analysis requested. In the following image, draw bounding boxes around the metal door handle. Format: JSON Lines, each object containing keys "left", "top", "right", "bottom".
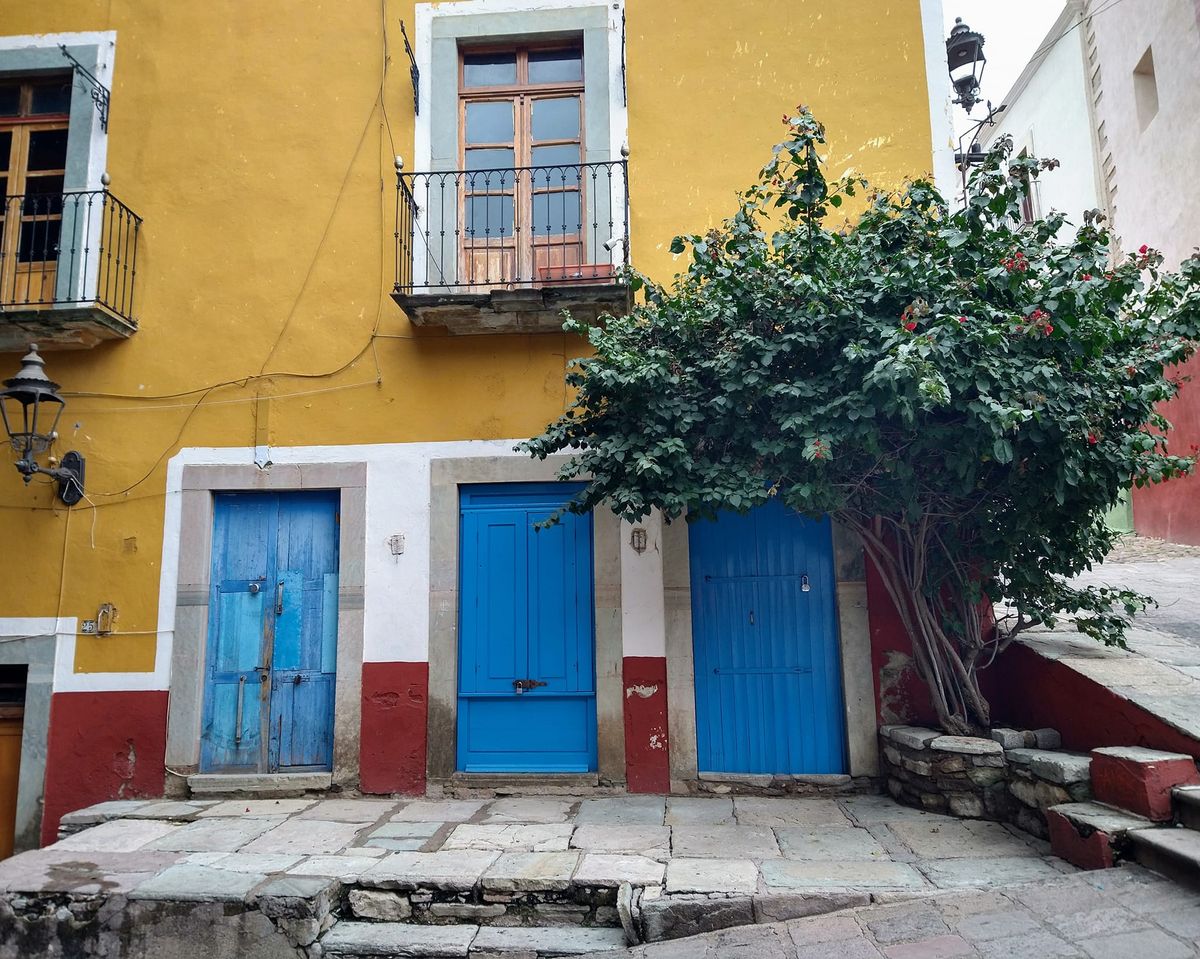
{"left": 293, "top": 674, "right": 303, "bottom": 686}
{"left": 275, "top": 581, "right": 284, "bottom": 615}
{"left": 248, "top": 582, "right": 260, "bottom": 594}
{"left": 235, "top": 676, "right": 245, "bottom": 744}
{"left": 801, "top": 575, "right": 811, "bottom": 592}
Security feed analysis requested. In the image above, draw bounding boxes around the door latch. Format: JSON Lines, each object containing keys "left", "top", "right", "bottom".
{"left": 512, "top": 679, "right": 548, "bottom": 694}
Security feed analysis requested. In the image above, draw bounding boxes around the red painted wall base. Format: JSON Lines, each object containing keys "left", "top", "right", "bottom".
{"left": 42, "top": 690, "right": 169, "bottom": 846}
{"left": 360, "top": 661, "right": 428, "bottom": 795}
{"left": 983, "top": 643, "right": 1200, "bottom": 759}
{"left": 622, "top": 656, "right": 670, "bottom": 793}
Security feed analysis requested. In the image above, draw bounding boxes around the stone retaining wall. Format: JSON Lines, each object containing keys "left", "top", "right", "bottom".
{"left": 881, "top": 725, "right": 1093, "bottom": 838}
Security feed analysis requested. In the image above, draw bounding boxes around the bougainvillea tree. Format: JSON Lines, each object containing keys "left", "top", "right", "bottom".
{"left": 521, "top": 110, "right": 1200, "bottom": 734}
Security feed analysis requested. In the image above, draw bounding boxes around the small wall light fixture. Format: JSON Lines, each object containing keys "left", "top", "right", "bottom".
{"left": 629, "top": 526, "right": 648, "bottom": 554}
{"left": 0, "top": 344, "right": 85, "bottom": 505}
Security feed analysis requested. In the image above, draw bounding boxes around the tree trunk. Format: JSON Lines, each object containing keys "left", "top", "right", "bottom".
{"left": 847, "top": 515, "right": 992, "bottom": 735}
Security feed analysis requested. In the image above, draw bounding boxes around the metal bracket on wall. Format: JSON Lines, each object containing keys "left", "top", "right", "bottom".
{"left": 400, "top": 20, "right": 419, "bottom": 116}
{"left": 58, "top": 45, "right": 110, "bottom": 132}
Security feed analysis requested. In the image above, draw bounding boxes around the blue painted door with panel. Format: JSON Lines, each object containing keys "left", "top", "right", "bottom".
{"left": 201, "top": 491, "right": 340, "bottom": 773}
{"left": 457, "top": 483, "right": 596, "bottom": 773}
{"left": 689, "top": 499, "right": 845, "bottom": 774}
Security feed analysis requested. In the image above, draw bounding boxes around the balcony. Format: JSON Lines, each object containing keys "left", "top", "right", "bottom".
{"left": 0, "top": 189, "right": 142, "bottom": 351}
{"left": 394, "top": 159, "right": 630, "bottom": 334}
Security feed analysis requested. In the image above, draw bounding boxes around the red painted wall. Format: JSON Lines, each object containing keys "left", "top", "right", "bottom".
{"left": 865, "top": 556, "right": 937, "bottom": 727}
{"left": 1132, "top": 354, "right": 1200, "bottom": 545}
{"left": 983, "top": 642, "right": 1200, "bottom": 759}
{"left": 622, "top": 656, "right": 670, "bottom": 792}
{"left": 41, "top": 690, "right": 168, "bottom": 846}
{"left": 360, "top": 661, "right": 428, "bottom": 795}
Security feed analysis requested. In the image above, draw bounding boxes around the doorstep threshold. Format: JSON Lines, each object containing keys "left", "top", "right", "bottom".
{"left": 188, "top": 772, "right": 332, "bottom": 797}
{"left": 445, "top": 772, "right": 602, "bottom": 793}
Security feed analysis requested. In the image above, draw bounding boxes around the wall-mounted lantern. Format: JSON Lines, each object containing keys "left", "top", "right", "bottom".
{"left": 946, "top": 17, "right": 987, "bottom": 114}
{"left": 0, "top": 344, "right": 85, "bottom": 505}
{"left": 629, "top": 526, "right": 648, "bottom": 554}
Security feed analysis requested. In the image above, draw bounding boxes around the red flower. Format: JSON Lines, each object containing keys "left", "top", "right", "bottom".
{"left": 1088, "top": 433, "right": 1099, "bottom": 446}
{"left": 1082, "top": 273, "right": 1093, "bottom": 281}
{"left": 904, "top": 321, "right": 917, "bottom": 332}
{"left": 958, "top": 316, "right": 967, "bottom": 323}
{"left": 1044, "top": 324, "right": 1054, "bottom": 335}
{"left": 1139, "top": 244, "right": 1149, "bottom": 255}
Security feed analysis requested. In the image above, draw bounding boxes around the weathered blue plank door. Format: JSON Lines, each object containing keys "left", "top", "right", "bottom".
{"left": 201, "top": 491, "right": 340, "bottom": 773}
{"left": 689, "top": 499, "right": 846, "bottom": 774}
{"left": 457, "top": 483, "right": 596, "bottom": 773}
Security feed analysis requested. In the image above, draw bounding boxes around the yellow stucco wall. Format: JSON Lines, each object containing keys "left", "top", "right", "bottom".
{"left": 0, "top": 0, "right": 937, "bottom": 673}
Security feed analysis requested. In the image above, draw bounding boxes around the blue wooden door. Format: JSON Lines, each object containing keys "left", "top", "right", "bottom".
{"left": 689, "top": 499, "right": 845, "bottom": 774}
{"left": 201, "top": 491, "right": 340, "bottom": 773}
{"left": 457, "top": 483, "right": 596, "bottom": 773}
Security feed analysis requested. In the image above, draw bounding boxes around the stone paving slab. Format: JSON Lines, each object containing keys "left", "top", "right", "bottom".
{"left": 776, "top": 826, "right": 889, "bottom": 861}
{"left": 574, "top": 854, "right": 666, "bottom": 887}
{"left": 887, "top": 821, "right": 1040, "bottom": 860}
{"left": 241, "top": 817, "right": 368, "bottom": 855}
{"left": 917, "top": 856, "right": 1068, "bottom": 888}
{"left": 391, "top": 800, "right": 488, "bottom": 822}
{"left": 734, "top": 798, "right": 851, "bottom": 827}
{"left": 54, "top": 818, "right": 183, "bottom": 852}
{"left": 441, "top": 823, "right": 574, "bottom": 852}
{"left": 0, "top": 849, "right": 184, "bottom": 894}
{"left": 196, "top": 798, "right": 316, "bottom": 818}
{"left": 148, "top": 814, "right": 288, "bottom": 852}
{"left": 481, "top": 851, "right": 581, "bottom": 892}
{"left": 321, "top": 921, "right": 477, "bottom": 957}
{"left": 481, "top": 799, "right": 574, "bottom": 824}
{"left": 665, "top": 857, "right": 759, "bottom": 894}
{"left": 761, "top": 859, "right": 929, "bottom": 892}
{"left": 472, "top": 925, "right": 630, "bottom": 955}
{"left": 128, "top": 862, "right": 267, "bottom": 902}
{"left": 297, "top": 799, "right": 400, "bottom": 822}
{"left": 671, "top": 825, "right": 781, "bottom": 859}
{"left": 577, "top": 797, "right": 667, "bottom": 826}
{"left": 570, "top": 824, "right": 671, "bottom": 859}
{"left": 360, "top": 850, "right": 500, "bottom": 891}
{"left": 184, "top": 852, "right": 303, "bottom": 874}
{"left": 665, "top": 797, "right": 733, "bottom": 825}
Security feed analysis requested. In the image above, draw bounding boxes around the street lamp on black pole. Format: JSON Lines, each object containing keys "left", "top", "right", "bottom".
{"left": 946, "top": 17, "right": 1006, "bottom": 197}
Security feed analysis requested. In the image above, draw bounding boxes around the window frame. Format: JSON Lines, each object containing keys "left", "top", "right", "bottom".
{"left": 457, "top": 42, "right": 587, "bottom": 284}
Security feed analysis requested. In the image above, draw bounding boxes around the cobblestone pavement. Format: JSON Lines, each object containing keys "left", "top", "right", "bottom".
{"left": 579, "top": 865, "right": 1200, "bottom": 958}
{"left": 1, "top": 794, "right": 1073, "bottom": 905}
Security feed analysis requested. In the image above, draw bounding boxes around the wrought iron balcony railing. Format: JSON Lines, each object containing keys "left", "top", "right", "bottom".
{"left": 395, "top": 159, "right": 629, "bottom": 296}
{"left": 0, "top": 189, "right": 141, "bottom": 324}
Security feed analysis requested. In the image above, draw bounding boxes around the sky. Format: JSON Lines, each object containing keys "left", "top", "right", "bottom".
{"left": 942, "top": 1, "right": 1068, "bottom": 135}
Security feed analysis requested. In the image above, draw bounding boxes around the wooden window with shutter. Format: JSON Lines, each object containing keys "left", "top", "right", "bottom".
{"left": 0, "top": 75, "right": 72, "bottom": 305}
{"left": 459, "top": 44, "right": 584, "bottom": 286}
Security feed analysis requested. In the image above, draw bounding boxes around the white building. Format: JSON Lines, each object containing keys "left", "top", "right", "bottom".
{"left": 978, "top": 1, "right": 1106, "bottom": 238}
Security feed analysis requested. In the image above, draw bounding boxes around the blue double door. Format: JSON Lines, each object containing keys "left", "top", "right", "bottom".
{"left": 690, "top": 499, "right": 846, "bottom": 774}
{"left": 457, "top": 483, "right": 597, "bottom": 773}
{"left": 201, "top": 491, "right": 340, "bottom": 773}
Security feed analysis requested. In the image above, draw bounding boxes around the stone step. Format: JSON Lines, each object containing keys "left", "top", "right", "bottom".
{"left": 187, "top": 772, "right": 332, "bottom": 796}
{"left": 1127, "top": 826, "right": 1200, "bottom": 891}
{"left": 320, "top": 921, "right": 629, "bottom": 957}
{"left": 1173, "top": 785, "right": 1200, "bottom": 830}
{"left": 1091, "top": 746, "right": 1200, "bottom": 821}
{"left": 1045, "top": 801, "right": 1159, "bottom": 869}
